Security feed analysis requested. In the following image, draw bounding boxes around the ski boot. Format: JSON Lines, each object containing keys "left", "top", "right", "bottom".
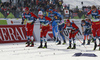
{"left": 26, "top": 41, "right": 30, "bottom": 47}
{"left": 38, "top": 41, "right": 43, "bottom": 48}
{"left": 93, "top": 42, "right": 97, "bottom": 50}
{"left": 72, "top": 44, "right": 76, "bottom": 49}
{"left": 56, "top": 38, "right": 59, "bottom": 42}
{"left": 82, "top": 40, "right": 85, "bottom": 45}
{"left": 87, "top": 40, "right": 90, "bottom": 45}
{"left": 67, "top": 44, "right": 71, "bottom": 49}
{"left": 30, "top": 41, "right": 34, "bottom": 47}
{"left": 98, "top": 43, "right": 100, "bottom": 46}
{"left": 54, "top": 37, "right": 56, "bottom": 41}
{"left": 57, "top": 41, "right": 61, "bottom": 45}
{"left": 62, "top": 40, "right": 66, "bottom": 45}
{"left": 43, "top": 42, "right": 47, "bottom": 48}
{"left": 98, "top": 44, "right": 100, "bottom": 46}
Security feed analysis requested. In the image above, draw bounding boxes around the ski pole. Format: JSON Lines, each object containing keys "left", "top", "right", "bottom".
{"left": 76, "top": 35, "right": 87, "bottom": 49}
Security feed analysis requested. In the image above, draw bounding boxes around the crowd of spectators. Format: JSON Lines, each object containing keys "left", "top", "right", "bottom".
{"left": 0, "top": 0, "right": 63, "bottom": 12}
{"left": 0, "top": 0, "right": 99, "bottom": 19}
{"left": 0, "top": 0, "right": 64, "bottom": 18}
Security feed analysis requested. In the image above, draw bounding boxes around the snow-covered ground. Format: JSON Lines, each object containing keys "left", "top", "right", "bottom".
{"left": 0, "top": 40, "right": 100, "bottom": 60}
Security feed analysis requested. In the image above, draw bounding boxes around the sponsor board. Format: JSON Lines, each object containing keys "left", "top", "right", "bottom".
{"left": 0, "top": 25, "right": 27, "bottom": 43}
{"left": 0, "top": 19, "right": 83, "bottom": 42}
{"left": 7, "top": 19, "right": 22, "bottom": 25}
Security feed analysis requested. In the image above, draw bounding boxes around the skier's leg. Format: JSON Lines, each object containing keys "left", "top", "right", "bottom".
{"left": 26, "top": 36, "right": 30, "bottom": 47}
{"left": 67, "top": 39, "right": 72, "bottom": 49}
{"left": 43, "top": 37, "right": 47, "bottom": 48}
{"left": 43, "top": 26, "right": 50, "bottom": 48}
{"left": 67, "top": 33, "right": 72, "bottom": 49}
{"left": 55, "top": 25, "right": 61, "bottom": 45}
{"left": 52, "top": 26, "right": 56, "bottom": 41}
{"left": 72, "top": 33, "right": 77, "bottom": 49}
{"left": 38, "top": 37, "right": 43, "bottom": 48}
{"left": 82, "top": 35, "right": 86, "bottom": 45}
{"left": 29, "top": 24, "right": 34, "bottom": 47}
{"left": 93, "top": 37, "right": 97, "bottom": 50}
{"left": 38, "top": 27, "right": 44, "bottom": 48}
{"left": 30, "top": 36, "right": 34, "bottom": 47}
{"left": 60, "top": 31, "right": 66, "bottom": 44}
{"left": 72, "top": 38, "right": 76, "bottom": 49}
{"left": 87, "top": 35, "right": 91, "bottom": 45}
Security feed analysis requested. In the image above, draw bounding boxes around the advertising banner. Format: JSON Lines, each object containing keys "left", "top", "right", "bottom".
{"left": 0, "top": 25, "right": 27, "bottom": 43}
{"left": 0, "top": 19, "right": 83, "bottom": 42}
{"left": 7, "top": 19, "right": 22, "bottom": 25}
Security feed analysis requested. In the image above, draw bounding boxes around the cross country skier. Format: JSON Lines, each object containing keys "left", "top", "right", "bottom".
{"left": 21, "top": 7, "right": 37, "bottom": 47}
{"left": 86, "top": 19, "right": 94, "bottom": 42}
{"left": 64, "top": 19, "right": 79, "bottom": 49}
{"left": 51, "top": 13, "right": 62, "bottom": 45}
{"left": 86, "top": 5, "right": 100, "bottom": 50}
{"left": 48, "top": 9, "right": 61, "bottom": 41}
{"left": 38, "top": 11, "right": 52, "bottom": 48}
{"left": 81, "top": 20, "right": 91, "bottom": 45}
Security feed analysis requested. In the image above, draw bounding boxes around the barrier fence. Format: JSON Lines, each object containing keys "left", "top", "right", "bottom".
{"left": 0, "top": 19, "right": 83, "bottom": 43}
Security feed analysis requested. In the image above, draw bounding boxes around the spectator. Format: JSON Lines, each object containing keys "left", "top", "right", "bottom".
{"left": 58, "top": 0, "right": 63, "bottom": 11}
{"left": 11, "top": 5, "right": 17, "bottom": 11}
{"left": 16, "top": 7, "right": 21, "bottom": 12}
{"left": 0, "top": 5, "right": 2, "bottom": 11}
{"left": 0, "top": 0, "right": 1, "bottom": 4}
{"left": 24, "top": 0, "right": 27, "bottom": 7}
{"left": 31, "top": 0, "right": 35, "bottom": 7}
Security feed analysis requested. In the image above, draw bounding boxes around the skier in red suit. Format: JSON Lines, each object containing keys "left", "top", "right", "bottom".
{"left": 22, "top": 7, "right": 37, "bottom": 47}
{"left": 86, "top": 5, "right": 100, "bottom": 50}
{"left": 38, "top": 11, "right": 52, "bottom": 48}
{"left": 64, "top": 19, "right": 79, "bottom": 49}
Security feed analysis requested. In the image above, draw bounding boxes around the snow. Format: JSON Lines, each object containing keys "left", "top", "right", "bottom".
{"left": 0, "top": 40, "right": 100, "bottom": 60}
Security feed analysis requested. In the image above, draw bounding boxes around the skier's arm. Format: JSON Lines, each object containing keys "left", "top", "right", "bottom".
{"left": 72, "top": 23, "right": 79, "bottom": 30}
{"left": 30, "top": 12, "right": 38, "bottom": 25}
{"left": 45, "top": 16, "right": 52, "bottom": 24}
{"left": 21, "top": 13, "right": 25, "bottom": 24}
{"left": 81, "top": 24, "right": 84, "bottom": 34}
{"left": 98, "top": 10, "right": 100, "bottom": 15}
{"left": 54, "top": 12, "right": 62, "bottom": 18}
{"left": 45, "top": 16, "right": 52, "bottom": 21}
{"left": 63, "top": 24, "right": 67, "bottom": 29}
{"left": 86, "top": 10, "right": 92, "bottom": 16}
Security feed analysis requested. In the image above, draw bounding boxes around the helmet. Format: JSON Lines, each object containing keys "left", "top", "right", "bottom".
{"left": 49, "top": 9, "right": 53, "bottom": 11}
{"left": 66, "top": 19, "right": 70, "bottom": 23}
{"left": 38, "top": 11, "right": 43, "bottom": 16}
{"left": 49, "top": 9, "right": 53, "bottom": 13}
{"left": 81, "top": 20, "right": 86, "bottom": 24}
{"left": 25, "top": 7, "right": 29, "bottom": 11}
